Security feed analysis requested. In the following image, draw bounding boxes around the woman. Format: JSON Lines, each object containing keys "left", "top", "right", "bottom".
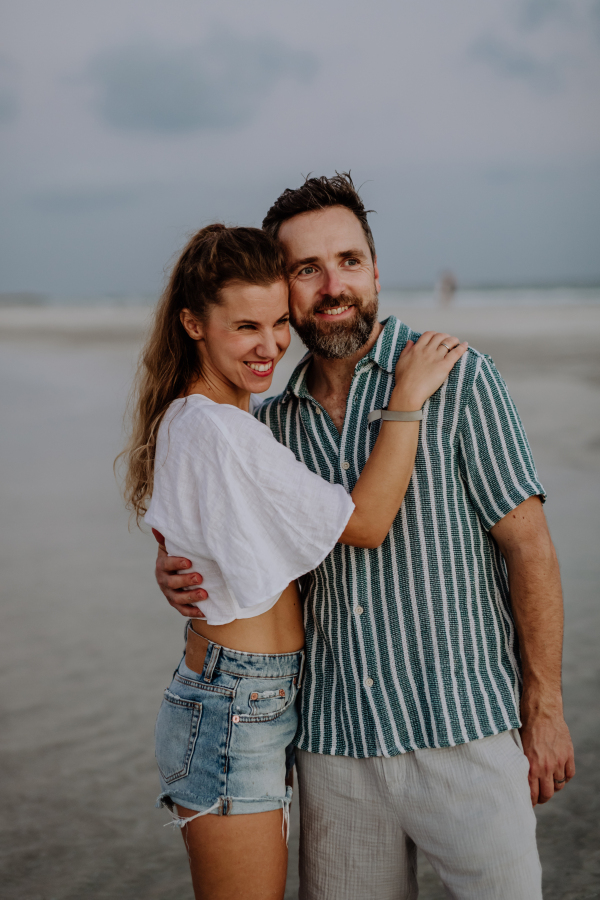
{"left": 120, "top": 224, "right": 466, "bottom": 900}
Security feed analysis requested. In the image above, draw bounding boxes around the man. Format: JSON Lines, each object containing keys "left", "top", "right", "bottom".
{"left": 155, "top": 174, "right": 574, "bottom": 899}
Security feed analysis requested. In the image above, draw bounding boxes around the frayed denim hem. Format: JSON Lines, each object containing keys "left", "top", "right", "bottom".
{"left": 157, "top": 785, "right": 293, "bottom": 844}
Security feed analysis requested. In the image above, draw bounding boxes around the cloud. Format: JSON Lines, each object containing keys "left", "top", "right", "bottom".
{"left": 517, "top": 0, "right": 569, "bottom": 30}
{"left": 515, "top": 0, "right": 600, "bottom": 41}
{"left": 32, "top": 186, "right": 140, "bottom": 214}
{"left": 592, "top": 0, "right": 600, "bottom": 37}
{"left": 469, "top": 35, "right": 561, "bottom": 90}
{"left": 0, "top": 57, "right": 18, "bottom": 126}
{"left": 85, "top": 32, "right": 318, "bottom": 134}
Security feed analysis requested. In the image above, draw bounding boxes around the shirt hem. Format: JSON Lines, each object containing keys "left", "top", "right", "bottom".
{"left": 293, "top": 716, "right": 522, "bottom": 758}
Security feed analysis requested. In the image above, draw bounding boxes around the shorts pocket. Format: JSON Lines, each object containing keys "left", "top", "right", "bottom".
{"left": 155, "top": 690, "right": 202, "bottom": 784}
{"left": 239, "top": 677, "right": 298, "bottom": 723}
{"left": 250, "top": 688, "right": 287, "bottom": 717}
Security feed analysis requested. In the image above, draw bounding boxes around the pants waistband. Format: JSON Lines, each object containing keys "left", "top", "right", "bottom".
{"left": 185, "top": 622, "right": 305, "bottom": 685}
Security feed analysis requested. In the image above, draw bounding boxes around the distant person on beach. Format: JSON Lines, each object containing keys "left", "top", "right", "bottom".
{"left": 438, "top": 269, "right": 457, "bottom": 306}
{"left": 155, "top": 174, "right": 575, "bottom": 900}
{"left": 119, "top": 223, "right": 464, "bottom": 900}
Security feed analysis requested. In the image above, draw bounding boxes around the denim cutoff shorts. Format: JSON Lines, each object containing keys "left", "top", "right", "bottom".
{"left": 155, "top": 624, "right": 304, "bottom": 827}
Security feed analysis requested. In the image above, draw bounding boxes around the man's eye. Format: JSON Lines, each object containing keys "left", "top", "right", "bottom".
{"left": 299, "top": 266, "right": 316, "bottom": 275}
{"left": 345, "top": 258, "right": 359, "bottom": 267}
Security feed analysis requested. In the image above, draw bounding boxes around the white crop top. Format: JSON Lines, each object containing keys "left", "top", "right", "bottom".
{"left": 145, "top": 395, "right": 355, "bottom": 625}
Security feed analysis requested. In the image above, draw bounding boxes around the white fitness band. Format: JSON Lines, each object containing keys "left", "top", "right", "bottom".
{"left": 367, "top": 408, "right": 423, "bottom": 426}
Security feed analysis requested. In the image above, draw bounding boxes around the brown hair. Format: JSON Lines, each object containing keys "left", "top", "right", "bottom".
{"left": 118, "top": 223, "right": 286, "bottom": 524}
{"left": 262, "top": 171, "right": 376, "bottom": 259}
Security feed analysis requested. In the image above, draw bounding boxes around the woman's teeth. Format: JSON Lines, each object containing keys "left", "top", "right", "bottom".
{"left": 246, "top": 361, "right": 272, "bottom": 372}
{"left": 321, "top": 305, "right": 350, "bottom": 316}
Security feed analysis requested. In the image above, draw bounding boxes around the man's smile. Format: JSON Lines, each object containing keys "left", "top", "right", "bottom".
{"left": 315, "top": 304, "right": 354, "bottom": 319}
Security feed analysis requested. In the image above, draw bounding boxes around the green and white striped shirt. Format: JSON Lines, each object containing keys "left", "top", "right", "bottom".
{"left": 255, "top": 316, "right": 544, "bottom": 758}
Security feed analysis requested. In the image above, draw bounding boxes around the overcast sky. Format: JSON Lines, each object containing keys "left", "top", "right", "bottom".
{"left": 1, "top": 0, "right": 599, "bottom": 294}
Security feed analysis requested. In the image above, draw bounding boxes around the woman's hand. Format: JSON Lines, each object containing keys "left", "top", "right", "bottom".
{"left": 391, "top": 332, "right": 468, "bottom": 411}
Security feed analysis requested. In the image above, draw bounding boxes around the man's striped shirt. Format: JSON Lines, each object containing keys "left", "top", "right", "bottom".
{"left": 255, "top": 316, "right": 544, "bottom": 758}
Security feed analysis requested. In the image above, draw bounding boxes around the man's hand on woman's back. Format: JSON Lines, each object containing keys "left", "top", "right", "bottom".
{"left": 152, "top": 529, "right": 207, "bottom": 618}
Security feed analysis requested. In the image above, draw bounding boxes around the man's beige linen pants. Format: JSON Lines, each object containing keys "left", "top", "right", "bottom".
{"left": 296, "top": 730, "right": 542, "bottom": 899}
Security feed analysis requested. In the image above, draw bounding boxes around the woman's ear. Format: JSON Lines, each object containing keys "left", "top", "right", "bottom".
{"left": 180, "top": 309, "right": 204, "bottom": 341}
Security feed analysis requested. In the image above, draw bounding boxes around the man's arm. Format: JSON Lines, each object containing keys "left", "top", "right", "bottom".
{"left": 153, "top": 530, "right": 207, "bottom": 618}
{"left": 490, "top": 496, "right": 575, "bottom": 805}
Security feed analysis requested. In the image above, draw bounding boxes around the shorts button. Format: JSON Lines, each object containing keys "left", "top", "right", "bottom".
{"left": 250, "top": 693, "right": 258, "bottom": 700}
{"left": 342, "top": 461, "right": 350, "bottom": 470}
{"left": 365, "top": 677, "right": 374, "bottom": 687}
{"left": 279, "top": 689, "right": 286, "bottom": 697}
{"left": 232, "top": 715, "right": 240, "bottom": 723}
{"left": 354, "top": 606, "right": 364, "bottom": 616}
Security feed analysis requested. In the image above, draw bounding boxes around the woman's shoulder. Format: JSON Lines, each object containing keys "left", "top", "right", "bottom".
{"left": 162, "top": 394, "right": 275, "bottom": 453}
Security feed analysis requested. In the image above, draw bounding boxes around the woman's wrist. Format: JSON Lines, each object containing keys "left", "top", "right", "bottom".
{"left": 388, "top": 387, "right": 424, "bottom": 412}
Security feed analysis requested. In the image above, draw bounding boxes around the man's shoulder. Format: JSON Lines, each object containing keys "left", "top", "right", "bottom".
{"left": 252, "top": 392, "right": 289, "bottom": 434}
{"left": 392, "top": 319, "right": 485, "bottom": 400}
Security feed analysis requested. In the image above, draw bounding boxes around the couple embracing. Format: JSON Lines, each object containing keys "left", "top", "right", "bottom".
{"left": 120, "top": 174, "right": 574, "bottom": 899}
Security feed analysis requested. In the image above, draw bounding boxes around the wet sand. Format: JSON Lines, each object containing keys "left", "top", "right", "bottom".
{"left": 1, "top": 304, "right": 599, "bottom": 899}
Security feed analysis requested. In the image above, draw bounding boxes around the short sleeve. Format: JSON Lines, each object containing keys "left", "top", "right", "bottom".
{"left": 194, "top": 408, "right": 354, "bottom": 609}
{"left": 458, "top": 355, "right": 545, "bottom": 530}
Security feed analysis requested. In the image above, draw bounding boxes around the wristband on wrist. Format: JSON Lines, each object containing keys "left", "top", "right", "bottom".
{"left": 367, "top": 408, "right": 423, "bottom": 426}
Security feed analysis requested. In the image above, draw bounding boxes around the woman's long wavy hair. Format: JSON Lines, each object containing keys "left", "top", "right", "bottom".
{"left": 118, "top": 223, "right": 287, "bottom": 525}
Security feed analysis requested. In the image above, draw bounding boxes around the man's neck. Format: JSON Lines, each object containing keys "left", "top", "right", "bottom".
{"left": 306, "top": 321, "right": 383, "bottom": 432}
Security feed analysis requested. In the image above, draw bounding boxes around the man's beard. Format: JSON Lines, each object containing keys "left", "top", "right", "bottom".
{"left": 292, "top": 291, "right": 379, "bottom": 360}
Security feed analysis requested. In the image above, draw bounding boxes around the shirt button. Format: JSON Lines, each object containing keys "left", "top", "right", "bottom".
{"left": 354, "top": 606, "right": 364, "bottom": 616}
{"left": 341, "top": 461, "right": 350, "bottom": 470}
{"left": 365, "top": 677, "right": 374, "bottom": 688}
{"left": 315, "top": 407, "right": 322, "bottom": 415}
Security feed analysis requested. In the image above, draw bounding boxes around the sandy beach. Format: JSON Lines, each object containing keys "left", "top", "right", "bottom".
{"left": 1, "top": 301, "right": 599, "bottom": 899}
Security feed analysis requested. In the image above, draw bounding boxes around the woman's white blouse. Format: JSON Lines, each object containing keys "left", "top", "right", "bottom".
{"left": 145, "top": 395, "right": 355, "bottom": 625}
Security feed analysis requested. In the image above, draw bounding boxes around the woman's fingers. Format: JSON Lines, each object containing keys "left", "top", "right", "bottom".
{"left": 444, "top": 341, "right": 469, "bottom": 363}
{"left": 408, "top": 332, "right": 461, "bottom": 354}
{"left": 437, "top": 335, "right": 461, "bottom": 353}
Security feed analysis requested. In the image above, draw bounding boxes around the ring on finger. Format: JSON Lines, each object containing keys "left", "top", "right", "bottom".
{"left": 554, "top": 777, "right": 566, "bottom": 784}
{"left": 440, "top": 341, "right": 451, "bottom": 351}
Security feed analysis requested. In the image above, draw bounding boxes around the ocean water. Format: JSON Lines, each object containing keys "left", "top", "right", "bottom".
{"left": 1, "top": 285, "right": 599, "bottom": 310}
{"left": 380, "top": 285, "right": 600, "bottom": 309}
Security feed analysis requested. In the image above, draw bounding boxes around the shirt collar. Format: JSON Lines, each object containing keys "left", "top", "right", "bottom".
{"left": 283, "top": 316, "right": 407, "bottom": 401}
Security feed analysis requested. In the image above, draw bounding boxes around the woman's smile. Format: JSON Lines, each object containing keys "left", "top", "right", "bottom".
{"left": 244, "top": 360, "right": 274, "bottom": 376}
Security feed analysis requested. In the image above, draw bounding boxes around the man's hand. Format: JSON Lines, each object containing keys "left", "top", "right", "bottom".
{"left": 491, "top": 496, "right": 575, "bottom": 806}
{"left": 520, "top": 704, "right": 575, "bottom": 806}
{"left": 153, "top": 529, "right": 207, "bottom": 619}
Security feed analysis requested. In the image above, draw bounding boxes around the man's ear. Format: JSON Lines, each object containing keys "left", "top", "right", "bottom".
{"left": 180, "top": 309, "right": 204, "bottom": 341}
{"left": 373, "top": 255, "right": 381, "bottom": 294}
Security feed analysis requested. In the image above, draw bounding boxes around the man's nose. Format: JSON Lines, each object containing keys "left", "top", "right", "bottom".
{"left": 321, "top": 266, "right": 344, "bottom": 297}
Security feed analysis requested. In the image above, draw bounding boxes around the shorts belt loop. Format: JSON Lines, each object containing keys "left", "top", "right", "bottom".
{"left": 297, "top": 650, "right": 305, "bottom": 689}
{"left": 203, "top": 644, "right": 221, "bottom": 683}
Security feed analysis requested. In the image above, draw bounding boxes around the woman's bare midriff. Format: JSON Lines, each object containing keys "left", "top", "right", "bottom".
{"left": 190, "top": 580, "right": 304, "bottom": 654}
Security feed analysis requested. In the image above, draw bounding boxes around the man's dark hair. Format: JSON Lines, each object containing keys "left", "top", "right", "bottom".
{"left": 262, "top": 172, "right": 376, "bottom": 260}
